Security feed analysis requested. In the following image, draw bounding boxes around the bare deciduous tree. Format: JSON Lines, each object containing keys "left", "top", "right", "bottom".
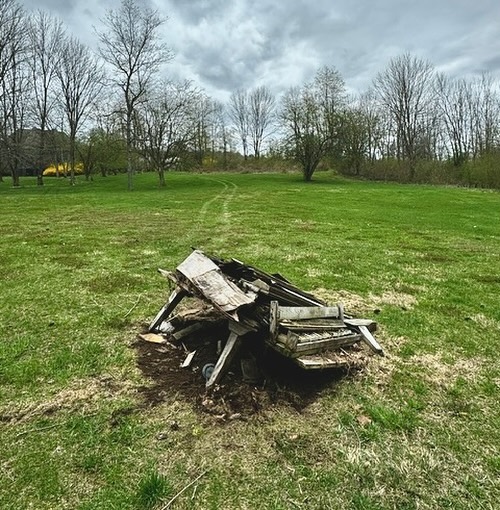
{"left": 211, "top": 101, "right": 233, "bottom": 169}
{"left": 0, "top": 0, "right": 28, "bottom": 186}
{"left": 280, "top": 67, "right": 346, "bottom": 181}
{"left": 56, "top": 36, "right": 105, "bottom": 184}
{"left": 314, "top": 66, "right": 346, "bottom": 157}
{"left": 228, "top": 89, "right": 249, "bottom": 160}
{"left": 248, "top": 85, "right": 275, "bottom": 158}
{"left": 373, "top": 53, "right": 435, "bottom": 179}
{"left": 137, "top": 80, "right": 199, "bottom": 186}
{"left": 97, "top": 0, "right": 172, "bottom": 190}
{"left": 27, "top": 10, "right": 65, "bottom": 184}
{"left": 190, "top": 94, "right": 214, "bottom": 166}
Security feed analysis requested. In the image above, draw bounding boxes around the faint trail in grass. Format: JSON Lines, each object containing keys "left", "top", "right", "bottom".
{"left": 186, "top": 177, "right": 238, "bottom": 246}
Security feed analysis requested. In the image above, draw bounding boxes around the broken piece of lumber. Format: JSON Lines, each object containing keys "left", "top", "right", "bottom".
{"left": 206, "top": 331, "right": 241, "bottom": 389}
{"left": 344, "top": 319, "right": 383, "bottom": 355}
{"left": 176, "top": 250, "right": 257, "bottom": 314}
{"left": 180, "top": 350, "right": 197, "bottom": 368}
{"left": 138, "top": 333, "right": 167, "bottom": 344}
{"left": 149, "top": 286, "right": 187, "bottom": 332}
{"left": 357, "top": 325, "right": 384, "bottom": 356}
{"left": 172, "top": 323, "right": 205, "bottom": 341}
{"left": 344, "top": 318, "right": 377, "bottom": 332}
{"left": 277, "top": 304, "right": 344, "bottom": 321}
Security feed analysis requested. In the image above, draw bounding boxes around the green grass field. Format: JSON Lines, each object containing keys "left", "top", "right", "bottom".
{"left": 1, "top": 171, "right": 499, "bottom": 509}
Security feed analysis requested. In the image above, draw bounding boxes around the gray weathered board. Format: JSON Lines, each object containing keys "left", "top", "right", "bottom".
{"left": 176, "top": 251, "right": 257, "bottom": 314}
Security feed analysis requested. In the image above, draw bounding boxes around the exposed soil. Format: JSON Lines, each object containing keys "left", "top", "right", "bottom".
{"left": 134, "top": 324, "right": 369, "bottom": 421}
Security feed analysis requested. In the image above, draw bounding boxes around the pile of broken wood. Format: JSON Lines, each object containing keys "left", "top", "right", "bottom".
{"left": 142, "top": 250, "right": 384, "bottom": 390}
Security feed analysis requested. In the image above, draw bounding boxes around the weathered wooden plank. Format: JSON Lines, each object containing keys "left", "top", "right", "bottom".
{"left": 345, "top": 318, "right": 377, "bottom": 330}
{"left": 180, "top": 350, "right": 197, "bottom": 368}
{"left": 149, "top": 286, "right": 187, "bottom": 332}
{"left": 358, "top": 325, "right": 384, "bottom": 355}
{"left": 176, "top": 250, "right": 256, "bottom": 314}
{"left": 280, "top": 319, "right": 345, "bottom": 331}
{"left": 276, "top": 332, "right": 298, "bottom": 352}
{"left": 294, "top": 351, "right": 360, "bottom": 370}
{"left": 294, "top": 334, "right": 361, "bottom": 356}
{"left": 269, "top": 301, "right": 279, "bottom": 340}
{"left": 278, "top": 304, "right": 344, "bottom": 321}
{"left": 177, "top": 250, "right": 220, "bottom": 279}
{"left": 138, "top": 333, "right": 167, "bottom": 344}
{"left": 206, "top": 332, "right": 241, "bottom": 389}
{"left": 172, "top": 322, "right": 205, "bottom": 341}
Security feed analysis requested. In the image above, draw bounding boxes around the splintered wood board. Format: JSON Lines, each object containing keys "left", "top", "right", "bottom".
{"left": 138, "top": 333, "right": 167, "bottom": 344}
{"left": 176, "top": 250, "right": 256, "bottom": 312}
{"left": 278, "top": 305, "right": 343, "bottom": 321}
{"left": 294, "top": 349, "right": 368, "bottom": 370}
{"left": 180, "top": 350, "right": 197, "bottom": 368}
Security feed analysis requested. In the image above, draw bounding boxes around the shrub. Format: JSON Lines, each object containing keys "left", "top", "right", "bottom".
{"left": 43, "top": 163, "right": 84, "bottom": 177}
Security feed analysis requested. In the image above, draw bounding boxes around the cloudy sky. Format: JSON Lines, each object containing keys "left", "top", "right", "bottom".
{"left": 19, "top": 0, "right": 500, "bottom": 101}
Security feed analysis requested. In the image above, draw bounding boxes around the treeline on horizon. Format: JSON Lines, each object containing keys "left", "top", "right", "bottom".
{"left": 1, "top": 0, "right": 500, "bottom": 189}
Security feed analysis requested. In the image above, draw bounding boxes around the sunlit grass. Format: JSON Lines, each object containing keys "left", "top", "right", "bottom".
{"left": 0, "top": 171, "right": 499, "bottom": 509}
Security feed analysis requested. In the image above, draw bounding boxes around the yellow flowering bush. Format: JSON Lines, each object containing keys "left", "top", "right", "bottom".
{"left": 43, "top": 163, "right": 84, "bottom": 176}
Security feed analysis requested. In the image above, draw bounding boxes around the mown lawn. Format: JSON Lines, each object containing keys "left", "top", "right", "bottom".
{"left": 0, "top": 171, "right": 499, "bottom": 509}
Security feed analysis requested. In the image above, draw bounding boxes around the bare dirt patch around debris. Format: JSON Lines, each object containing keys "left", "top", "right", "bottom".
{"left": 134, "top": 325, "right": 370, "bottom": 421}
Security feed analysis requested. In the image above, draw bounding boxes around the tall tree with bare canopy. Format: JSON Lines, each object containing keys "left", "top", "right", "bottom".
{"left": 56, "top": 36, "right": 104, "bottom": 185}
{"left": 27, "top": 11, "right": 66, "bottom": 185}
{"left": 373, "top": 53, "right": 435, "bottom": 180}
{"left": 97, "top": 0, "right": 172, "bottom": 191}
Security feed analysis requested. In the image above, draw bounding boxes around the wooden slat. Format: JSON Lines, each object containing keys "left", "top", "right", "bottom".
{"left": 358, "top": 325, "right": 384, "bottom": 356}
{"left": 294, "top": 350, "right": 360, "bottom": 370}
{"left": 138, "top": 333, "right": 166, "bottom": 344}
{"left": 172, "top": 322, "right": 205, "bottom": 341}
{"left": 176, "top": 250, "right": 256, "bottom": 314}
{"left": 345, "top": 318, "right": 377, "bottom": 330}
{"left": 277, "top": 305, "right": 343, "bottom": 321}
{"left": 269, "top": 301, "right": 279, "bottom": 340}
{"left": 280, "top": 319, "right": 345, "bottom": 331}
{"left": 180, "top": 350, "right": 196, "bottom": 368}
{"left": 206, "top": 332, "right": 241, "bottom": 389}
{"left": 149, "top": 286, "right": 187, "bottom": 332}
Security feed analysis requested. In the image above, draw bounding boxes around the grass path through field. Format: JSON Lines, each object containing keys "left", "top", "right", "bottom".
{"left": 187, "top": 176, "right": 238, "bottom": 245}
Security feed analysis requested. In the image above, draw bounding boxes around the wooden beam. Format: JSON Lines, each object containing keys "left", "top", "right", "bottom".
{"left": 180, "top": 350, "right": 197, "bottom": 368}
{"left": 345, "top": 318, "right": 377, "bottom": 330}
{"left": 269, "top": 300, "right": 279, "bottom": 340}
{"left": 357, "top": 325, "right": 384, "bottom": 356}
{"left": 278, "top": 305, "right": 343, "bottom": 321}
{"left": 206, "top": 331, "right": 241, "bottom": 389}
{"left": 149, "top": 286, "right": 187, "bottom": 332}
{"left": 176, "top": 250, "right": 256, "bottom": 314}
{"left": 172, "top": 322, "right": 205, "bottom": 341}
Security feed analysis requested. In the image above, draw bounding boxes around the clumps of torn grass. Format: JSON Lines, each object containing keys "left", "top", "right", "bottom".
{"left": 0, "top": 376, "right": 138, "bottom": 424}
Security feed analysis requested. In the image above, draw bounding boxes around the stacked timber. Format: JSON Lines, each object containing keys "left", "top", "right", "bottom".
{"left": 147, "top": 250, "right": 384, "bottom": 389}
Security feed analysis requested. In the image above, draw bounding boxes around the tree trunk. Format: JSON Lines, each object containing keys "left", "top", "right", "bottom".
{"left": 158, "top": 168, "right": 166, "bottom": 187}
{"left": 69, "top": 132, "right": 76, "bottom": 185}
{"left": 303, "top": 164, "right": 314, "bottom": 182}
{"left": 37, "top": 127, "right": 46, "bottom": 186}
{"left": 11, "top": 169, "right": 20, "bottom": 187}
{"left": 126, "top": 107, "right": 134, "bottom": 191}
